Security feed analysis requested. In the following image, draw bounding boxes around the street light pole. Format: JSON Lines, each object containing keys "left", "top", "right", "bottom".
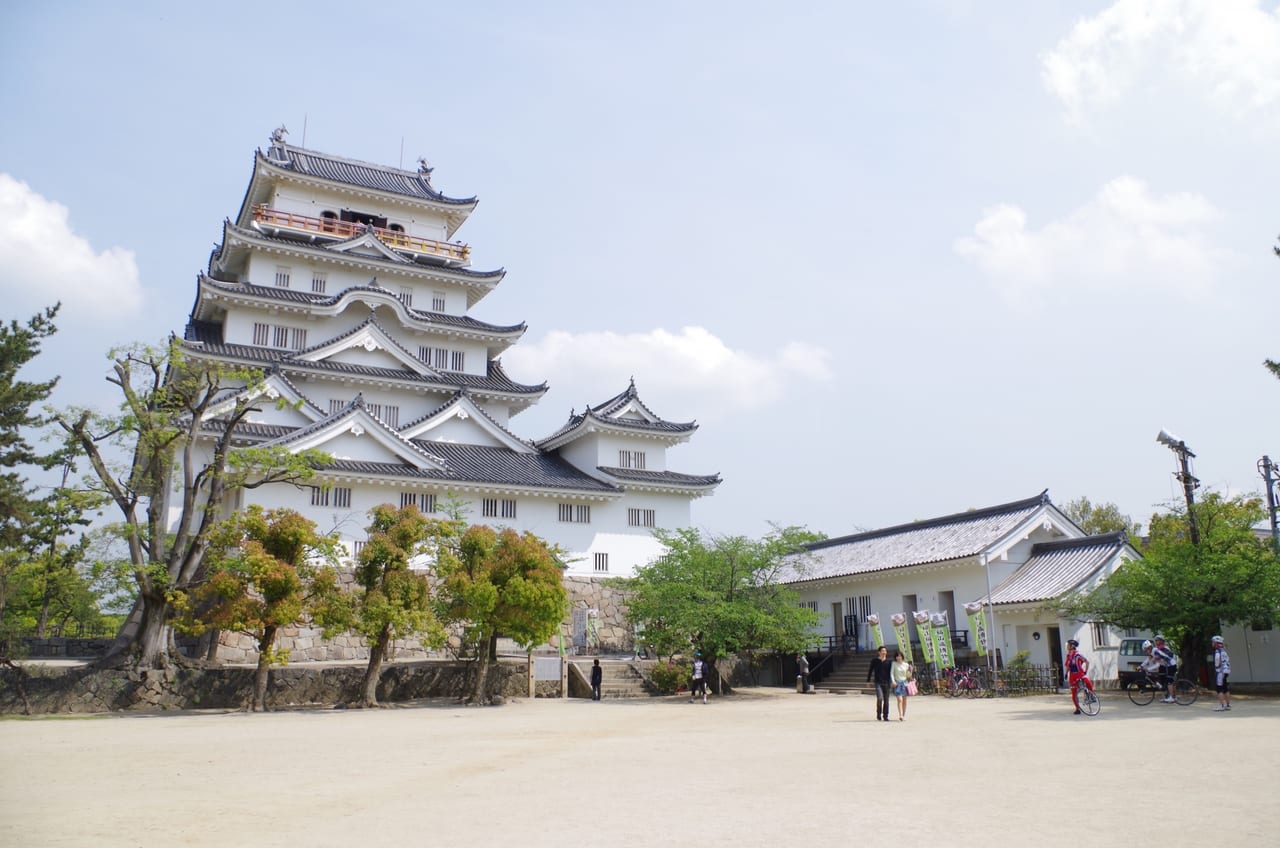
{"left": 1156, "top": 429, "right": 1200, "bottom": 545}
{"left": 1259, "top": 455, "right": 1280, "bottom": 552}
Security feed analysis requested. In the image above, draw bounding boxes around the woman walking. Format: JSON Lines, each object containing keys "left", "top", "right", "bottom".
{"left": 890, "top": 650, "right": 913, "bottom": 721}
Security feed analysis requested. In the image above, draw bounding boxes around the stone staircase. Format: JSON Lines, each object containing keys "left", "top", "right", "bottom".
{"left": 814, "top": 651, "right": 877, "bottom": 695}
{"left": 572, "top": 660, "right": 654, "bottom": 699}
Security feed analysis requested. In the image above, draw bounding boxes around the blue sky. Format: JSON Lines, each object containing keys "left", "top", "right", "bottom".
{"left": 2, "top": 1, "right": 1277, "bottom": 538}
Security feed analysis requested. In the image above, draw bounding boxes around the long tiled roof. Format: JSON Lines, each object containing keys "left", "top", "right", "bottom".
{"left": 410, "top": 442, "right": 619, "bottom": 492}
{"left": 194, "top": 276, "right": 524, "bottom": 337}
{"left": 597, "top": 467, "right": 722, "bottom": 489}
{"left": 262, "top": 143, "right": 476, "bottom": 205}
{"left": 215, "top": 223, "right": 505, "bottom": 281}
{"left": 177, "top": 337, "right": 548, "bottom": 397}
{"left": 985, "top": 532, "right": 1129, "bottom": 607}
{"left": 781, "top": 492, "right": 1053, "bottom": 584}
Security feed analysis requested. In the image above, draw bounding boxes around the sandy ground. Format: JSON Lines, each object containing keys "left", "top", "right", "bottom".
{"left": 2, "top": 687, "right": 1277, "bottom": 848}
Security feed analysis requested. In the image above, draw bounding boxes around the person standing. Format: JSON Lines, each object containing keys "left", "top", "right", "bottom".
{"left": 590, "top": 659, "right": 603, "bottom": 701}
{"left": 1212, "top": 636, "right": 1232, "bottom": 711}
{"left": 796, "top": 653, "right": 811, "bottom": 694}
{"left": 1063, "top": 638, "right": 1093, "bottom": 715}
{"left": 890, "top": 650, "right": 913, "bottom": 721}
{"left": 867, "top": 646, "right": 892, "bottom": 721}
{"left": 690, "top": 652, "right": 708, "bottom": 704}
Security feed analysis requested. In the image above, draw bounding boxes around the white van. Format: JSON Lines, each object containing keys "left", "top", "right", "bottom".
{"left": 1117, "top": 636, "right": 1154, "bottom": 689}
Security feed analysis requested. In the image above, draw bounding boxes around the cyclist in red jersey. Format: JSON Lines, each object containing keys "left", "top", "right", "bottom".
{"left": 1064, "top": 638, "right": 1093, "bottom": 715}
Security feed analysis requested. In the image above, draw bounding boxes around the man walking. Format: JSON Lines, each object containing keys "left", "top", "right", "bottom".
{"left": 867, "top": 645, "right": 892, "bottom": 721}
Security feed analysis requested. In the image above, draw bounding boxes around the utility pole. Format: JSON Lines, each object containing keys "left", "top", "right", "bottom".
{"left": 1156, "top": 429, "right": 1200, "bottom": 545}
{"left": 1259, "top": 455, "right": 1280, "bottom": 552}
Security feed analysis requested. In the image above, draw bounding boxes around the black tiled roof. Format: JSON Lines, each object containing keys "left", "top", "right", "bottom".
{"left": 197, "top": 275, "right": 524, "bottom": 336}
{"left": 178, "top": 338, "right": 548, "bottom": 396}
{"left": 538, "top": 381, "right": 697, "bottom": 446}
{"left": 596, "top": 466, "right": 722, "bottom": 488}
{"left": 411, "top": 442, "right": 619, "bottom": 491}
{"left": 262, "top": 144, "right": 476, "bottom": 205}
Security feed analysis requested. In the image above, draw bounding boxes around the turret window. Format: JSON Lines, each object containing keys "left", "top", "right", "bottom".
{"left": 274, "top": 266, "right": 291, "bottom": 288}
{"left": 628, "top": 508, "right": 656, "bottom": 528}
{"left": 619, "top": 450, "right": 647, "bottom": 470}
{"left": 482, "top": 498, "right": 517, "bottom": 519}
{"left": 400, "top": 492, "right": 437, "bottom": 513}
{"left": 594, "top": 553, "right": 609, "bottom": 573}
{"left": 399, "top": 287, "right": 413, "bottom": 307}
{"left": 311, "top": 272, "right": 327, "bottom": 293}
{"left": 419, "top": 345, "right": 465, "bottom": 373}
{"left": 432, "top": 291, "right": 446, "bottom": 312}
{"left": 559, "top": 504, "right": 591, "bottom": 523}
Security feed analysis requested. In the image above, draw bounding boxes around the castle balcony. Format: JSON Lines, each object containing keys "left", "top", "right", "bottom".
{"left": 252, "top": 205, "right": 471, "bottom": 266}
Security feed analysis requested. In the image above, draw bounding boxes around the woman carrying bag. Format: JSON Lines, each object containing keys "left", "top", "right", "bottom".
{"left": 890, "top": 650, "right": 914, "bottom": 721}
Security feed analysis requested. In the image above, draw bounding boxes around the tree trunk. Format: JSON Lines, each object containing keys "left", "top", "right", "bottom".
{"left": 252, "top": 626, "right": 276, "bottom": 712}
{"left": 203, "top": 629, "right": 222, "bottom": 662}
{"left": 360, "top": 627, "right": 389, "bottom": 707}
{"left": 469, "top": 632, "right": 496, "bottom": 704}
{"left": 100, "top": 592, "right": 171, "bottom": 669}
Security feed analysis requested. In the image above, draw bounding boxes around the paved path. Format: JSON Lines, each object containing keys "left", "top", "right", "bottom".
{"left": 2, "top": 688, "right": 1276, "bottom": 847}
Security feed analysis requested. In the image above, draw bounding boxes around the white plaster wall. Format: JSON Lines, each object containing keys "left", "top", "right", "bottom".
{"left": 268, "top": 185, "right": 452, "bottom": 243}
{"left": 792, "top": 561, "right": 1009, "bottom": 650}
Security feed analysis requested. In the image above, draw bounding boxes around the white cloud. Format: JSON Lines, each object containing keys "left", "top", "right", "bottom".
{"left": 504, "top": 326, "right": 832, "bottom": 422}
{"left": 954, "top": 176, "right": 1232, "bottom": 302}
{"left": 0, "top": 174, "right": 144, "bottom": 322}
{"left": 1041, "top": 0, "right": 1280, "bottom": 122}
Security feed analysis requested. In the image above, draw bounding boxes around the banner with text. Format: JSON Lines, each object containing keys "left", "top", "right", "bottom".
{"left": 964, "top": 602, "right": 988, "bottom": 657}
{"left": 891, "top": 613, "right": 913, "bottom": 663}
{"left": 867, "top": 614, "right": 885, "bottom": 650}
{"left": 914, "top": 611, "right": 935, "bottom": 664}
{"left": 931, "top": 612, "right": 954, "bottom": 670}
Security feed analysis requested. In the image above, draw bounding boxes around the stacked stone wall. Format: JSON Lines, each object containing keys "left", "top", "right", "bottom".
{"left": 0, "top": 659, "right": 532, "bottom": 715}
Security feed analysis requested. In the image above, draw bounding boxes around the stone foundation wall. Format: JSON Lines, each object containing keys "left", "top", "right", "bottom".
{"left": 557, "top": 575, "right": 633, "bottom": 654}
{"left": 0, "top": 659, "right": 535, "bottom": 715}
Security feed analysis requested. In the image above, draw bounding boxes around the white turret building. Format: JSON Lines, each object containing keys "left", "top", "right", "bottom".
{"left": 176, "top": 129, "right": 719, "bottom": 577}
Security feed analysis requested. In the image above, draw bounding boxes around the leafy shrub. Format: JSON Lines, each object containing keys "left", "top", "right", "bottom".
{"left": 649, "top": 661, "right": 690, "bottom": 694}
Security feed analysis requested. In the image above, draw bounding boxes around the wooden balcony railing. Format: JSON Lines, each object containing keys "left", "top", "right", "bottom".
{"left": 252, "top": 205, "right": 470, "bottom": 263}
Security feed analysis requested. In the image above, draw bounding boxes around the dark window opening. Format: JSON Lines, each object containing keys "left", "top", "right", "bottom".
{"left": 340, "top": 210, "right": 388, "bottom": 229}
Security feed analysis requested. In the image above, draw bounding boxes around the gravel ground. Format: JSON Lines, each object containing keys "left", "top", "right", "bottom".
{"left": 2, "top": 687, "right": 1276, "bottom": 847}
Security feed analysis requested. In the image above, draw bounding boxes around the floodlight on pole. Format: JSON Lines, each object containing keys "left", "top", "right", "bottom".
{"left": 1155, "top": 428, "right": 1200, "bottom": 545}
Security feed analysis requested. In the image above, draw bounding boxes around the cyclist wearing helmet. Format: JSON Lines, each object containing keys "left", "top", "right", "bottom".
{"left": 1151, "top": 635, "right": 1177, "bottom": 702}
{"left": 1063, "top": 638, "right": 1093, "bottom": 715}
{"left": 1212, "top": 636, "right": 1231, "bottom": 712}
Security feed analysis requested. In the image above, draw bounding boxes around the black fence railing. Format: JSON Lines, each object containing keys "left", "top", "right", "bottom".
{"left": 913, "top": 662, "right": 1060, "bottom": 696}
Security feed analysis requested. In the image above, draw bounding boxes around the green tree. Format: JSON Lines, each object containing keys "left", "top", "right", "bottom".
{"left": 345, "top": 503, "right": 453, "bottom": 707}
{"left": 618, "top": 525, "right": 824, "bottom": 683}
{"left": 0, "top": 305, "right": 64, "bottom": 656}
{"left": 54, "top": 340, "right": 328, "bottom": 669}
{"left": 440, "top": 525, "right": 568, "bottom": 704}
{"left": 1058, "top": 492, "right": 1280, "bottom": 682}
{"left": 1062, "top": 496, "right": 1142, "bottom": 537}
{"left": 173, "top": 506, "right": 342, "bottom": 711}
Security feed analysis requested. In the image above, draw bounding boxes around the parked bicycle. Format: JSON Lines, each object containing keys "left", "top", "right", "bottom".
{"left": 1127, "top": 670, "right": 1199, "bottom": 706}
{"left": 944, "top": 666, "right": 988, "bottom": 698}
